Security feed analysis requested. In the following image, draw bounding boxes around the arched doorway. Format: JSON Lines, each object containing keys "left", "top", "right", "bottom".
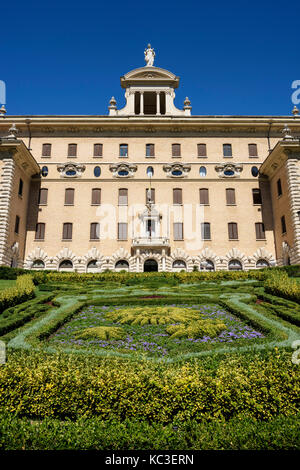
{"left": 59, "top": 260, "right": 73, "bottom": 272}
{"left": 115, "top": 260, "right": 129, "bottom": 272}
{"left": 144, "top": 259, "right": 158, "bottom": 272}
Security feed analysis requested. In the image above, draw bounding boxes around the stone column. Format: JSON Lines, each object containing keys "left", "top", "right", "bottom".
{"left": 285, "top": 155, "right": 300, "bottom": 264}
{"left": 0, "top": 154, "right": 15, "bottom": 266}
{"left": 140, "top": 92, "right": 144, "bottom": 116}
{"left": 156, "top": 92, "right": 161, "bottom": 115}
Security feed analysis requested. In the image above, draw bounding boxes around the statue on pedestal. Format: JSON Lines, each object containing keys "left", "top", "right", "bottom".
{"left": 144, "top": 44, "right": 155, "bottom": 67}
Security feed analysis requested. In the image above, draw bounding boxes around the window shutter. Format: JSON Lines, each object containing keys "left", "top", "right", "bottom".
{"left": 174, "top": 222, "right": 183, "bottom": 240}
{"left": 228, "top": 222, "right": 238, "bottom": 239}
{"left": 173, "top": 188, "right": 182, "bottom": 205}
{"left": 94, "top": 144, "right": 103, "bottom": 157}
{"left": 252, "top": 189, "right": 262, "bottom": 204}
{"left": 172, "top": 144, "right": 181, "bottom": 157}
{"left": 91, "top": 188, "right": 101, "bottom": 205}
{"left": 223, "top": 144, "right": 232, "bottom": 157}
{"left": 255, "top": 222, "right": 265, "bottom": 239}
{"left": 118, "top": 223, "right": 127, "bottom": 240}
{"left": 226, "top": 188, "right": 236, "bottom": 205}
{"left": 39, "top": 188, "right": 48, "bottom": 205}
{"left": 201, "top": 222, "right": 211, "bottom": 240}
{"left": 146, "top": 188, "right": 155, "bottom": 203}
{"left": 248, "top": 144, "right": 258, "bottom": 157}
{"left": 35, "top": 223, "right": 45, "bottom": 240}
{"left": 199, "top": 188, "right": 209, "bottom": 205}
{"left": 146, "top": 144, "right": 155, "bottom": 156}
{"left": 63, "top": 223, "right": 72, "bottom": 240}
{"left": 68, "top": 144, "right": 77, "bottom": 157}
{"left": 65, "top": 189, "right": 74, "bottom": 205}
{"left": 119, "top": 189, "right": 128, "bottom": 205}
{"left": 42, "top": 144, "right": 51, "bottom": 157}
{"left": 90, "top": 223, "right": 100, "bottom": 240}
{"left": 197, "top": 144, "right": 207, "bottom": 157}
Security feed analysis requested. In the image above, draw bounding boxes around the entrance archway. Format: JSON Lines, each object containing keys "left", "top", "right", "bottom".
{"left": 144, "top": 259, "right": 158, "bottom": 272}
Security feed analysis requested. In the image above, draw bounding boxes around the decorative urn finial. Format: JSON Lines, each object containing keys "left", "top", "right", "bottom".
{"left": 292, "top": 105, "right": 299, "bottom": 116}
{"left": 183, "top": 97, "right": 191, "bottom": 108}
{"left": 0, "top": 105, "right": 6, "bottom": 118}
{"left": 282, "top": 124, "right": 293, "bottom": 140}
{"left": 144, "top": 44, "right": 155, "bottom": 67}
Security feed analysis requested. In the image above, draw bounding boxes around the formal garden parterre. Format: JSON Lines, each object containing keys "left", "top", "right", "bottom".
{"left": 0, "top": 266, "right": 299, "bottom": 449}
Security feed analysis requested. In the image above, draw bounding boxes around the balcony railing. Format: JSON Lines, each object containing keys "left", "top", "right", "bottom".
{"left": 132, "top": 236, "right": 170, "bottom": 247}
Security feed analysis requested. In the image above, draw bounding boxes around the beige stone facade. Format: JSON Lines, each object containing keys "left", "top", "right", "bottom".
{"left": 0, "top": 57, "right": 300, "bottom": 272}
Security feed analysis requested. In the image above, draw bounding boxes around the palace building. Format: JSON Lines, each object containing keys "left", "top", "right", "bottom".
{"left": 0, "top": 45, "right": 300, "bottom": 273}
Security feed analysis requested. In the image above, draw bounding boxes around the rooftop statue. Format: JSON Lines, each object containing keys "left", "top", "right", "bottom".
{"left": 144, "top": 44, "right": 155, "bottom": 67}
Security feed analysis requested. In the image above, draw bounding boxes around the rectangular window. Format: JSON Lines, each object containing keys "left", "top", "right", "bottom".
{"left": 62, "top": 223, "right": 73, "bottom": 240}
{"left": 228, "top": 222, "right": 238, "bottom": 240}
{"left": 91, "top": 188, "right": 101, "bottom": 205}
{"left": 248, "top": 143, "right": 258, "bottom": 157}
{"left": 119, "top": 144, "right": 128, "bottom": 157}
{"left": 90, "top": 222, "right": 100, "bottom": 240}
{"left": 118, "top": 222, "right": 127, "bottom": 240}
{"left": 174, "top": 222, "right": 183, "bottom": 240}
{"left": 252, "top": 188, "right": 262, "bottom": 205}
{"left": 42, "top": 143, "right": 51, "bottom": 157}
{"left": 172, "top": 143, "right": 181, "bottom": 157}
{"left": 38, "top": 188, "right": 48, "bottom": 205}
{"left": 226, "top": 188, "right": 236, "bottom": 205}
{"left": 255, "top": 222, "right": 266, "bottom": 239}
{"left": 201, "top": 222, "right": 211, "bottom": 240}
{"left": 146, "top": 144, "right": 155, "bottom": 157}
{"left": 18, "top": 179, "right": 23, "bottom": 196}
{"left": 277, "top": 179, "right": 282, "bottom": 196}
{"left": 197, "top": 143, "right": 207, "bottom": 157}
{"left": 35, "top": 223, "right": 45, "bottom": 240}
{"left": 64, "top": 188, "right": 74, "bottom": 205}
{"left": 146, "top": 188, "right": 155, "bottom": 204}
{"left": 68, "top": 144, "right": 77, "bottom": 157}
{"left": 223, "top": 144, "right": 232, "bottom": 157}
{"left": 199, "top": 188, "right": 209, "bottom": 205}
{"left": 281, "top": 215, "right": 287, "bottom": 234}
{"left": 94, "top": 143, "right": 103, "bottom": 157}
{"left": 173, "top": 188, "right": 182, "bottom": 205}
{"left": 14, "top": 215, "right": 20, "bottom": 234}
{"left": 118, "top": 188, "right": 128, "bottom": 205}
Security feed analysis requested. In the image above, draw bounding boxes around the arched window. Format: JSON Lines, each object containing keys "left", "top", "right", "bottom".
{"left": 87, "top": 260, "right": 99, "bottom": 273}
{"left": 172, "top": 260, "right": 187, "bottom": 272}
{"left": 115, "top": 260, "right": 129, "bottom": 272}
{"left": 200, "top": 259, "right": 215, "bottom": 271}
{"left": 41, "top": 166, "right": 48, "bottom": 177}
{"left": 251, "top": 166, "right": 259, "bottom": 177}
{"left": 256, "top": 259, "right": 270, "bottom": 269}
{"left": 147, "top": 166, "right": 154, "bottom": 177}
{"left": 94, "top": 166, "right": 101, "bottom": 177}
{"left": 199, "top": 166, "right": 207, "bottom": 177}
{"left": 31, "top": 259, "right": 45, "bottom": 270}
{"left": 228, "top": 259, "right": 242, "bottom": 271}
{"left": 59, "top": 260, "right": 73, "bottom": 271}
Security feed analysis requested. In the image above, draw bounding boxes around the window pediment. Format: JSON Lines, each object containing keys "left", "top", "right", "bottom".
{"left": 109, "top": 162, "right": 137, "bottom": 178}
{"left": 57, "top": 163, "right": 86, "bottom": 178}
{"left": 163, "top": 162, "right": 191, "bottom": 178}
{"left": 215, "top": 163, "right": 243, "bottom": 178}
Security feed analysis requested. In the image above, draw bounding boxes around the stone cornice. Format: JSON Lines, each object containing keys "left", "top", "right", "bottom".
{"left": 0, "top": 139, "right": 40, "bottom": 176}
{"left": 259, "top": 139, "right": 300, "bottom": 178}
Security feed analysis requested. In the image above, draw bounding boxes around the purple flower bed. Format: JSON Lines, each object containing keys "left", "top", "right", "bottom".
{"left": 48, "top": 304, "right": 264, "bottom": 357}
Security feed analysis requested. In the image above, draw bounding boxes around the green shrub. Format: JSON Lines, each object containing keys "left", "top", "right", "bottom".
{"left": 0, "top": 349, "right": 298, "bottom": 422}
{"left": 0, "top": 275, "right": 35, "bottom": 314}
{"left": 265, "top": 270, "right": 300, "bottom": 303}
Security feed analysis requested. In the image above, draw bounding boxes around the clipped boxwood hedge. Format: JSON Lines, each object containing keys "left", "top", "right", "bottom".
{"left": 0, "top": 275, "right": 35, "bottom": 314}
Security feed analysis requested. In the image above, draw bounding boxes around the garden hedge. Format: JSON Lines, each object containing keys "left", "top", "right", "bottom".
{"left": 0, "top": 275, "right": 35, "bottom": 313}
{"left": 0, "top": 349, "right": 299, "bottom": 423}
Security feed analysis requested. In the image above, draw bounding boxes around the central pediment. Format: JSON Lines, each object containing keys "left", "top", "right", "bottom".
{"left": 120, "top": 67, "right": 179, "bottom": 89}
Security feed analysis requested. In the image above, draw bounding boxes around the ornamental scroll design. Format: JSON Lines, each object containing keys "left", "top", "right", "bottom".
{"left": 163, "top": 162, "right": 191, "bottom": 178}
{"left": 57, "top": 163, "right": 86, "bottom": 178}
{"left": 215, "top": 163, "right": 243, "bottom": 178}
{"left": 109, "top": 162, "right": 137, "bottom": 178}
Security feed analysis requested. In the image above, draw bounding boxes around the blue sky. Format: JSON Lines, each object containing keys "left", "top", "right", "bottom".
{"left": 1, "top": 0, "right": 299, "bottom": 116}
